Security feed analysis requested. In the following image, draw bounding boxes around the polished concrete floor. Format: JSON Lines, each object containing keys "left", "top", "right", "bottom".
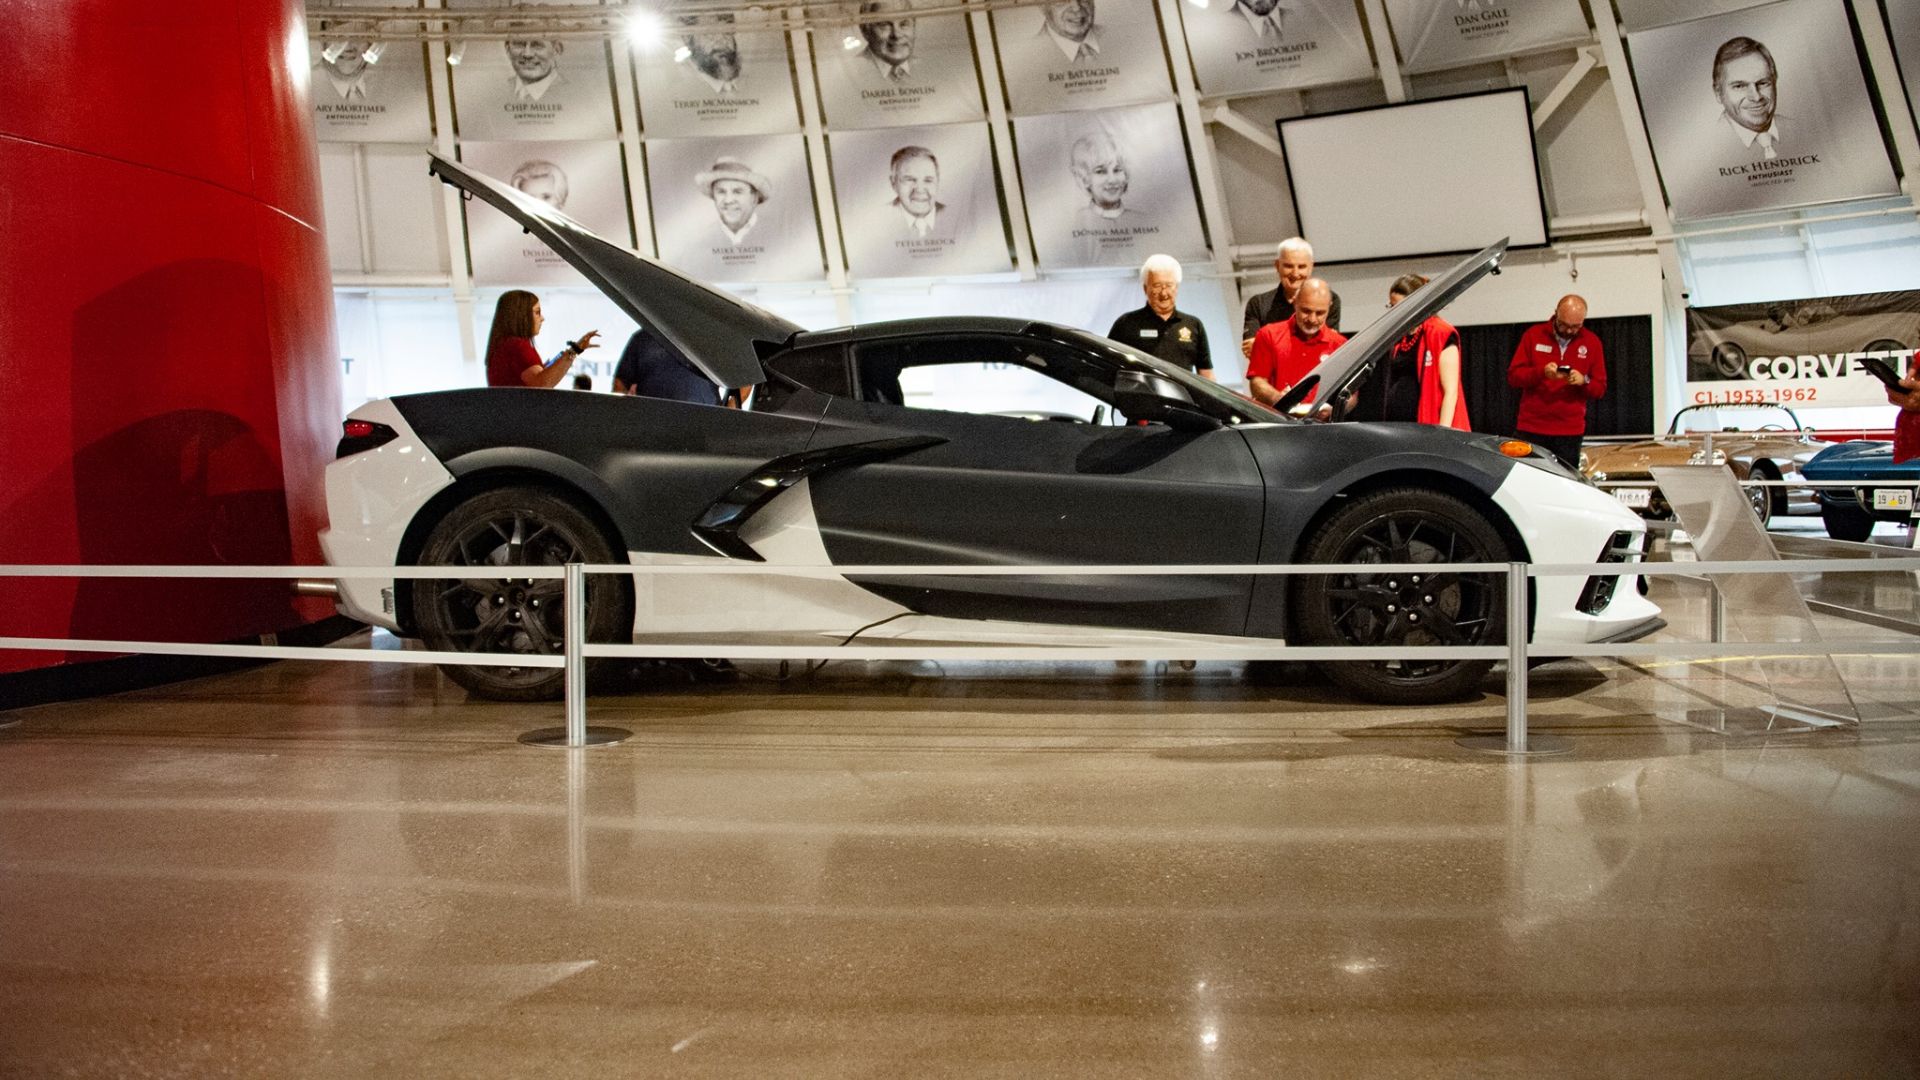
{"left": 4, "top": 560, "right": 1920, "bottom": 1077}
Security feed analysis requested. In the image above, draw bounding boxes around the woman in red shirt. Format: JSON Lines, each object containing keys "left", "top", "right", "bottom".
{"left": 483, "top": 290, "right": 600, "bottom": 388}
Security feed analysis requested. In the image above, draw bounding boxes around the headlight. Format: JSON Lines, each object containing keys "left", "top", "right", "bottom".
{"left": 1687, "top": 448, "right": 1727, "bottom": 466}
{"left": 1590, "top": 470, "right": 1607, "bottom": 483}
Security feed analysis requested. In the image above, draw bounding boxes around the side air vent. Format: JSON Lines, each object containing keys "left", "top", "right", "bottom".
{"left": 1576, "top": 530, "right": 1640, "bottom": 615}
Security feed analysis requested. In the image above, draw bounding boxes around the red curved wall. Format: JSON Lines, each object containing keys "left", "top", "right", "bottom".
{"left": 0, "top": 0, "right": 341, "bottom": 675}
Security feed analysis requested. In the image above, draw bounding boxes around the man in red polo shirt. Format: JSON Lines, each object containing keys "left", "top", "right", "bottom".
{"left": 1508, "top": 294, "right": 1607, "bottom": 469}
{"left": 1247, "top": 278, "right": 1345, "bottom": 409}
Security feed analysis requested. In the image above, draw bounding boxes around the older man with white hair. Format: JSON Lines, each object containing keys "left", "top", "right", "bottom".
{"left": 1241, "top": 236, "right": 1341, "bottom": 360}
{"left": 1106, "top": 254, "right": 1213, "bottom": 378}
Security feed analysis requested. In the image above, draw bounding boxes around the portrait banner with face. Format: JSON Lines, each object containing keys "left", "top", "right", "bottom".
{"left": 992, "top": 0, "right": 1173, "bottom": 116}
{"left": 1382, "top": 0, "right": 1589, "bottom": 73}
{"left": 1627, "top": 0, "right": 1899, "bottom": 221}
{"left": 815, "top": 3, "right": 986, "bottom": 129}
{"left": 309, "top": 22, "right": 433, "bottom": 143}
{"left": 1013, "top": 104, "right": 1208, "bottom": 270}
{"left": 633, "top": 16, "right": 801, "bottom": 137}
{"left": 828, "top": 124, "right": 1011, "bottom": 279}
{"left": 1179, "top": 0, "right": 1374, "bottom": 97}
{"left": 647, "top": 134, "right": 825, "bottom": 283}
{"left": 446, "top": 13, "right": 619, "bottom": 141}
{"left": 459, "top": 141, "right": 632, "bottom": 286}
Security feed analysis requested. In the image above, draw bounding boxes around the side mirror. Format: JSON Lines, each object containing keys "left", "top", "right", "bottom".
{"left": 1112, "top": 370, "right": 1221, "bottom": 432}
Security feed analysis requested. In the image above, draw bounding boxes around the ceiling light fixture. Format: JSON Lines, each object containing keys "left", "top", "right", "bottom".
{"left": 626, "top": 11, "right": 664, "bottom": 45}
{"left": 445, "top": 40, "right": 467, "bottom": 65}
{"left": 361, "top": 42, "right": 385, "bottom": 64}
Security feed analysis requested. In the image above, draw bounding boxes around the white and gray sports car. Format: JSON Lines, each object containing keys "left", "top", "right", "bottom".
{"left": 319, "top": 154, "right": 1662, "bottom": 704}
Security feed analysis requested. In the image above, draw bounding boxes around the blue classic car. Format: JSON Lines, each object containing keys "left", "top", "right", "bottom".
{"left": 1802, "top": 440, "right": 1920, "bottom": 541}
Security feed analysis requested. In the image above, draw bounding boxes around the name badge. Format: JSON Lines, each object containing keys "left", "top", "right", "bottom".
{"left": 1139, "top": 329, "right": 1159, "bottom": 339}
{"left": 1534, "top": 343, "right": 1553, "bottom": 353}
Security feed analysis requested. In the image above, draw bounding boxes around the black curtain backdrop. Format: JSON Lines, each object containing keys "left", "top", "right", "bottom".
{"left": 1457, "top": 314, "right": 1655, "bottom": 438}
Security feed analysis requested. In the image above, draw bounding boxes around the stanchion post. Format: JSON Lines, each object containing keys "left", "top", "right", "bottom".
{"left": 519, "top": 563, "right": 631, "bottom": 748}
{"left": 1709, "top": 579, "right": 1726, "bottom": 644}
{"left": 1505, "top": 561, "right": 1529, "bottom": 752}
{"left": 1458, "top": 561, "right": 1573, "bottom": 756}
{"left": 564, "top": 561, "right": 586, "bottom": 746}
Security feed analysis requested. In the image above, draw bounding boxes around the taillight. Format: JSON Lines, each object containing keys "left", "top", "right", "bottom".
{"left": 336, "top": 419, "right": 399, "bottom": 458}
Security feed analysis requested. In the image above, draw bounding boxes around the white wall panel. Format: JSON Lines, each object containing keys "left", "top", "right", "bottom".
{"left": 318, "top": 145, "right": 363, "bottom": 273}
{"left": 364, "top": 146, "right": 449, "bottom": 274}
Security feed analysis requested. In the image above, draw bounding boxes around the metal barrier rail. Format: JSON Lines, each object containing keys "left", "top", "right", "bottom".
{"left": 5, "top": 556, "right": 1920, "bottom": 754}
{"left": 1594, "top": 480, "right": 1910, "bottom": 488}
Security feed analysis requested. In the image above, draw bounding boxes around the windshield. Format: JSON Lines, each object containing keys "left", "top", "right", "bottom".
{"left": 1041, "top": 325, "right": 1289, "bottom": 427}
{"left": 1668, "top": 403, "right": 1806, "bottom": 435}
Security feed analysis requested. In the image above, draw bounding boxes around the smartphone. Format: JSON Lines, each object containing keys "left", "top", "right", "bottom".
{"left": 1856, "top": 355, "right": 1910, "bottom": 391}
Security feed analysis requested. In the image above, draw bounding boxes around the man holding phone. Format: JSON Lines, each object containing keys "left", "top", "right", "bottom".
{"left": 1508, "top": 294, "right": 1607, "bottom": 470}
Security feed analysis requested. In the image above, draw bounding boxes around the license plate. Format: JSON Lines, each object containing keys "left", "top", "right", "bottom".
{"left": 1615, "top": 488, "right": 1652, "bottom": 509}
{"left": 1872, "top": 489, "right": 1914, "bottom": 512}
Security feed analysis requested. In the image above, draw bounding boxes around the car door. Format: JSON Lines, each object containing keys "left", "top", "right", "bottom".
{"left": 802, "top": 333, "right": 1268, "bottom": 637}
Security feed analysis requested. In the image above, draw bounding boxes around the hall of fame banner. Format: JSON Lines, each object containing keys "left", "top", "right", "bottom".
{"left": 815, "top": 6, "right": 986, "bottom": 129}
{"left": 1684, "top": 291, "right": 1920, "bottom": 409}
{"left": 647, "top": 134, "right": 825, "bottom": 284}
{"left": 1383, "top": 0, "right": 1589, "bottom": 73}
{"left": 1179, "top": 0, "right": 1373, "bottom": 97}
{"left": 1627, "top": 0, "right": 1897, "bottom": 221}
{"left": 828, "top": 123, "right": 1011, "bottom": 279}
{"left": 459, "top": 141, "right": 631, "bottom": 286}
{"left": 446, "top": 2, "right": 619, "bottom": 142}
{"left": 309, "top": 1, "right": 432, "bottom": 141}
{"left": 1013, "top": 103, "right": 1208, "bottom": 270}
{"left": 992, "top": 0, "right": 1172, "bottom": 116}
{"left": 634, "top": 17, "right": 801, "bottom": 137}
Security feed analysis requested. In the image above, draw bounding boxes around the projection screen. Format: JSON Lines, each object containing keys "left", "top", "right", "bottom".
{"left": 1277, "top": 89, "right": 1550, "bottom": 264}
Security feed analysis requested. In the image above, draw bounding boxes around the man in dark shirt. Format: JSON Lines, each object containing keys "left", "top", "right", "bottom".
{"left": 1240, "top": 236, "right": 1341, "bottom": 361}
{"left": 1106, "top": 254, "right": 1213, "bottom": 378}
{"left": 613, "top": 326, "right": 721, "bottom": 404}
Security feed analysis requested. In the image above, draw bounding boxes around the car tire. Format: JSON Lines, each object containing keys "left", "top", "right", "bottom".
{"left": 1752, "top": 460, "right": 1787, "bottom": 518}
{"left": 1742, "top": 465, "right": 1772, "bottom": 527}
{"left": 1289, "top": 487, "right": 1508, "bottom": 705}
{"left": 412, "top": 486, "right": 632, "bottom": 701}
{"left": 1821, "top": 501, "right": 1875, "bottom": 543}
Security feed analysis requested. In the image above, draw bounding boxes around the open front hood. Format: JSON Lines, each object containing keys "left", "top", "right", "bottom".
{"left": 429, "top": 151, "right": 796, "bottom": 389}
{"left": 1277, "top": 238, "right": 1509, "bottom": 415}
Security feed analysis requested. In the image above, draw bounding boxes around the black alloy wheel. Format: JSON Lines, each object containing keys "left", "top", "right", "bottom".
{"left": 1290, "top": 488, "right": 1509, "bottom": 704}
{"left": 412, "top": 486, "right": 632, "bottom": 701}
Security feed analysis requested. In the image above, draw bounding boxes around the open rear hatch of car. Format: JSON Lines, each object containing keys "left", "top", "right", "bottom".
{"left": 429, "top": 150, "right": 797, "bottom": 390}
{"left": 1276, "top": 238, "right": 1509, "bottom": 415}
